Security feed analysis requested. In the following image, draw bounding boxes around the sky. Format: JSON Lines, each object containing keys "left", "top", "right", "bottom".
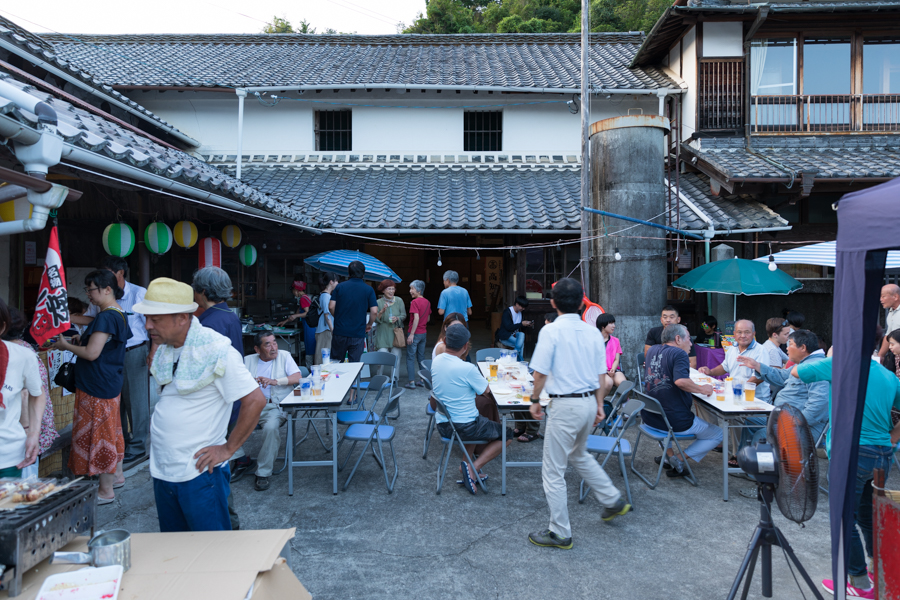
{"left": 0, "top": 0, "right": 427, "bottom": 36}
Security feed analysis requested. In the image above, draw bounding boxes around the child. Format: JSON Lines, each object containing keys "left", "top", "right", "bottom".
{"left": 596, "top": 313, "right": 628, "bottom": 400}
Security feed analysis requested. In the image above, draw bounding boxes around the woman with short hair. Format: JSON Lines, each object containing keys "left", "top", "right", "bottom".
{"left": 49, "top": 270, "right": 131, "bottom": 503}
{"left": 374, "top": 279, "right": 405, "bottom": 384}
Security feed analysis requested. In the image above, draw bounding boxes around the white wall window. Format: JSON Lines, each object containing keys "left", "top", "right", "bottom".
{"left": 463, "top": 111, "right": 502, "bottom": 152}
{"left": 315, "top": 110, "right": 352, "bottom": 151}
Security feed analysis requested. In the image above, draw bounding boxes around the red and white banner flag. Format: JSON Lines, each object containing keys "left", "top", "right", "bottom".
{"left": 30, "top": 226, "right": 70, "bottom": 346}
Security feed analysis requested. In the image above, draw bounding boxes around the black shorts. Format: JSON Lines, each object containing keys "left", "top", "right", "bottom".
{"left": 437, "top": 415, "right": 514, "bottom": 442}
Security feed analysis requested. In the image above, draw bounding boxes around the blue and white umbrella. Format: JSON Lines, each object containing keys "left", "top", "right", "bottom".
{"left": 304, "top": 250, "right": 402, "bottom": 283}
{"left": 754, "top": 241, "right": 900, "bottom": 269}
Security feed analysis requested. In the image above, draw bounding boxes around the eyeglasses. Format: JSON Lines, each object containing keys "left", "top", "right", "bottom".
{"left": 782, "top": 320, "right": 790, "bottom": 327}
{"left": 83, "top": 287, "right": 100, "bottom": 294}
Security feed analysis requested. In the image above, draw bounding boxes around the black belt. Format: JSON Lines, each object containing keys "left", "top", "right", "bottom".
{"left": 548, "top": 391, "right": 596, "bottom": 398}
{"left": 126, "top": 341, "right": 148, "bottom": 352}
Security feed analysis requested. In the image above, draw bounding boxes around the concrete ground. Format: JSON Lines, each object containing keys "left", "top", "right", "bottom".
{"left": 98, "top": 332, "right": 896, "bottom": 600}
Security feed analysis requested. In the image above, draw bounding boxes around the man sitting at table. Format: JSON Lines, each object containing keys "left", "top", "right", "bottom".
{"left": 735, "top": 329, "right": 830, "bottom": 448}
{"left": 698, "top": 319, "right": 771, "bottom": 404}
{"left": 645, "top": 306, "right": 696, "bottom": 369}
{"left": 431, "top": 323, "right": 514, "bottom": 494}
{"left": 644, "top": 324, "right": 722, "bottom": 477}
{"left": 241, "top": 331, "right": 303, "bottom": 492}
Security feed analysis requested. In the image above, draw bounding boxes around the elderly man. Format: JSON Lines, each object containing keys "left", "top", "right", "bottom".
{"left": 645, "top": 324, "right": 722, "bottom": 477}
{"left": 241, "top": 332, "right": 302, "bottom": 491}
{"left": 432, "top": 323, "right": 512, "bottom": 495}
{"left": 496, "top": 296, "right": 532, "bottom": 361}
{"left": 134, "top": 278, "right": 265, "bottom": 533}
{"left": 878, "top": 284, "right": 900, "bottom": 358}
{"left": 72, "top": 256, "right": 149, "bottom": 468}
{"left": 699, "top": 319, "right": 771, "bottom": 404}
{"left": 437, "top": 270, "right": 473, "bottom": 322}
{"left": 644, "top": 306, "right": 696, "bottom": 369}
{"left": 736, "top": 329, "right": 830, "bottom": 445}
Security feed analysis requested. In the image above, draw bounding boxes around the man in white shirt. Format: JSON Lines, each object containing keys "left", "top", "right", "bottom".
{"left": 242, "top": 332, "right": 302, "bottom": 492}
{"left": 699, "top": 319, "right": 771, "bottom": 404}
{"left": 73, "top": 256, "right": 150, "bottom": 467}
{"left": 527, "top": 278, "right": 629, "bottom": 550}
{"left": 134, "top": 278, "right": 264, "bottom": 532}
{"left": 878, "top": 284, "right": 900, "bottom": 358}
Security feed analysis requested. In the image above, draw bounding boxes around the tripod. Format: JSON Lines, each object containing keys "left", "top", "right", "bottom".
{"left": 727, "top": 484, "right": 824, "bottom": 600}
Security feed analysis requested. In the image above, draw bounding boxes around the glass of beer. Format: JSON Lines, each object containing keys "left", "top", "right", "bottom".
{"left": 487, "top": 358, "right": 498, "bottom": 379}
{"left": 714, "top": 381, "right": 725, "bottom": 402}
{"left": 744, "top": 381, "right": 756, "bottom": 403}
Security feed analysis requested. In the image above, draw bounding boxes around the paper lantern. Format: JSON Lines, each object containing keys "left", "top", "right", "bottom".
{"left": 102, "top": 223, "right": 135, "bottom": 257}
{"left": 222, "top": 224, "right": 242, "bottom": 248}
{"left": 239, "top": 244, "right": 258, "bottom": 266}
{"left": 199, "top": 237, "right": 222, "bottom": 268}
{"left": 0, "top": 196, "right": 32, "bottom": 222}
{"left": 174, "top": 220, "right": 198, "bottom": 249}
{"left": 144, "top": 222, "right": 173, "bottom": 255}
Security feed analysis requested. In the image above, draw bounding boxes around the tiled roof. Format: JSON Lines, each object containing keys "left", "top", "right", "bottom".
{"left": 40, "top": 33, "right": 678, "bottom": 91}
{"left": 675, "top": 172, "right": 790, "bottom": 232}
{"left": 681, "top": 136, "right": 900, "bottom": 181}
{"left": 681, "top": 0, "right": 900, "bottom": 12}
{"left": 226, "top": 160, "right": 788, "bottom": 233}
{"left": 0, "top": 17, "right": 192, "bottom": 141}
{"left": 0, "top": 73, "right": 318, "bottom": 227}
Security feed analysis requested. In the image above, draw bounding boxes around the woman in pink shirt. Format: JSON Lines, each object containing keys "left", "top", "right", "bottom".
{"left": 597, "top": 314, "right": 628, "bottom": 401}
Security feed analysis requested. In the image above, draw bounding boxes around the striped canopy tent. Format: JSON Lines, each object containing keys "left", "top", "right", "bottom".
{"left": 755, "top": 240, "right": 900, "bottom": 269}
{"left": 304, "top": 250, "right": 401, "bottom": 283}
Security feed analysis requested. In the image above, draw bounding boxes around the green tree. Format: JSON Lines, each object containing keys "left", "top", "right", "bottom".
{"left": 262, "top": 16, "right": 296, "bottom": 33}
{"left": 403, "top": 0, "right": 481, "bottom": 33}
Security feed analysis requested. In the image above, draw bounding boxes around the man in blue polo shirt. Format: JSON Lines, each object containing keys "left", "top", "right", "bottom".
{"left": 437, "top": 271, "right": 473, "bottom": 321}
{"left": 328, "top": 261, "right": 378, "bottom": 363}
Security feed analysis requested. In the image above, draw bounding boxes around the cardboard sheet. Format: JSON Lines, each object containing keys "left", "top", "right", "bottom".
{"left": 1, "top": 529, "right": 308, "bottom": 600}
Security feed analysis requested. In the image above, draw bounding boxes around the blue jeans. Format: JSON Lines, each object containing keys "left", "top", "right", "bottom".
{"left": 406, "top": 333, "right": 427, "bottom": 383}
{"left": 153, "top": 464, "right": 232, "bottom": 532}
{"left": 848, "top": 445, "right": 894, "bottom": 577}
{"left": 502, "top": 332, "right": 525, "bottom": 361}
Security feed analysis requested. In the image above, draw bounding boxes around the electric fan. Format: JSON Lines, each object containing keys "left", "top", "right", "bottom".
{"left": 727, "top": 404, "right": 824, "bottom": 600}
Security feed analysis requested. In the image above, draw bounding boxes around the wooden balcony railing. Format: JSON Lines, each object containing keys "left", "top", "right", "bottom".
{"left": 750, "top": 94, "right": 900, "bottom": 133}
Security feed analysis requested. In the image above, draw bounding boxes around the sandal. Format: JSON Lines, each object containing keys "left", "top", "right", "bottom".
{"left": 728, "top": 456, "right": 740, "bottom": 469}
{"left": 512, "top": 427, "right": 526, "bottom": 438}
{"left": 517, "top": 433, "right": 542, "bottom": 443}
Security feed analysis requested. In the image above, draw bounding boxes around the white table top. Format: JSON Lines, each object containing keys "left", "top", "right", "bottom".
{"left": 689, "top": 368, "right": 774, "bottom": 416}
{"left": 477, "top": 361, "right": 548, "bottom": 408}
{"left": 281, "top": 361, "right": 363, "bottom": 407}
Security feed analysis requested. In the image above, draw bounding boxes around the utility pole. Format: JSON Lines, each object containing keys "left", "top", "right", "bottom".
{"left": 579, "top": 0, "right": 591, "bottom": 295}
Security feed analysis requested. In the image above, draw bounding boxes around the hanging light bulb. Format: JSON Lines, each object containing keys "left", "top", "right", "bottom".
{"left": 614, "top": 247, "right": 622, "bottom": 261}
{"left": 262, "top": 242, "right": 267, "bottom": 250}
{"left": 768, "top": 255, "right": 777, "bottom": 271}
{"left": 437, "top": 250, "right": 442, "bottom": 267}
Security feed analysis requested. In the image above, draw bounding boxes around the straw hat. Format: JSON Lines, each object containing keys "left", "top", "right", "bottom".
{"left": 133, "top": 277, "right": 199, "bottom": 315}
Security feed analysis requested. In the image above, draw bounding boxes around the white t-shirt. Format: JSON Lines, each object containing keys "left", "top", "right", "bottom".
{"left": 508, "top": 306, "right": 522, "bottom": 326}
{"left": 0, "top": 341, "right": 43, "bottom": 469}
{"left": 149, "top": 346, "right": 259, "bottom": 483}
{"left": 762, "top": 339, "right": 788, "bottom": 368}
{"left": 255, "top": 354, "right": 300, "bottom": 401}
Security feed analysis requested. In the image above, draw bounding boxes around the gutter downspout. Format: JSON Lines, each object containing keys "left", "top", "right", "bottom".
{"left": 0, "top": 38, "right": 201, "bottom": 149}
{"left": 236, "top": 88, "right": 247, "bottom": 180}
{"left": 0, "top": 183, "right": 69, "bottom": 236}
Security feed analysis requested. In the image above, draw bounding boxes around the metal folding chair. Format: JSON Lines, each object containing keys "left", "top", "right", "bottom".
{"left": 476, "top": 348, "right": 503, "bottom": 362}
{"left": 421, "top": 359, "right": 432, "bottom": 374}
{"left": 579, "top": 397, "right": 644, "bottom": 508}
{"left": 816, "top": 423, "right": 830, "bottom": 495}
{"left": 339, "top": 393, "right": 401, "bottom": 493}
{"left": 338, "top": 375, "right": 391, "bottom": 428}
{"left": 433, "top": 398, "right": 489, "bottom": 494}
{"left": 354, "top": 353, "right": 402, "bottom": 419}
{"left": 418, "top": 369, "right": 437, "bottom": 459}
{"left": 599, "top": 381, "right": 635, "bottom": 433}
{"left": 635, "top": 352, "right": 645, "bottom": 393}
{"left": 630, "top": 391, "right": 699, "bottom": 488}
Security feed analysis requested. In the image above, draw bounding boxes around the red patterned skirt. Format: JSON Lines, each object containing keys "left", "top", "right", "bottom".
{"left": 68, "top": 389, "right": 125, "bottom": 476}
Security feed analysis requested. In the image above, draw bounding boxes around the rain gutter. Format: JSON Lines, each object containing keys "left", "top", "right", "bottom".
{"left": 325, "top": 228, "right": 575, "bottom": 235}
{"left": 242, "top": 84, "right": 687, "bottom": 95}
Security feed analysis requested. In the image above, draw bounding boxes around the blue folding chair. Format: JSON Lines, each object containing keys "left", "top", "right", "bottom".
{"left": 339, "top": 394, "right": 401, "bottom": 493}
{"left": 630, "top": 391, "right": 699, "bottom": 488}
{"left": 418, "top": 369, "right": 437, "bottom": 459}
{"left": 476, "top": 348, "right": 503, "bottom": 362}
{"left": 338, "top": 375, "right": 390, "bottom": 428}
{"left": 421, "top": 359, "right": 432, "bottom": 374}
{"left": 635, "top": 352, "right": 646, "bottom": 393}
{"left": 579, "top": 397, "right": 643, "bottom": 508}
{"left": 433, "top": 398, "right": 489, "bottom": 494}
{"left": 353, "top": 353, "right": 401, "bottom": 419}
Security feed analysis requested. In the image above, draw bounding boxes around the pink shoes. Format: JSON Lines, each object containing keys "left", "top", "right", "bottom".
{"left": 821, "top": 578, "right": 875, "bottom": 599}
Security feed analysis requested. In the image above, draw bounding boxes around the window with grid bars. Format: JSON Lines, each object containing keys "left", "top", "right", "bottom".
{"left": 314, "top": 110, "right": 352, "bottom": 151}
{"left": 464, "top": 111, "right": 502, "bottom": 151}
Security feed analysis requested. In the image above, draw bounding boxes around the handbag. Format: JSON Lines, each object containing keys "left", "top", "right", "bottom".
{"left": 388, "top": 303, "right": 406, "bottom": 348}
{"left": 54, "top": 355, "right": 77, "bottom": 394}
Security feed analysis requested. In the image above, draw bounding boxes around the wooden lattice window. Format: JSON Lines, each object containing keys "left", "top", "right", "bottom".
{"left": 699, "top": 59, "right": 744, "bottom": 131}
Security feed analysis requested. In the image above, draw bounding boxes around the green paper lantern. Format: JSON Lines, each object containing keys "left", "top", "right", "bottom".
{"left": 239, "top": 244, "right": 258, "bottom": 267}
{"left": 102, "top": 222, "right": 135, "bottom": 257}
{"left": 144, "top": 222, "right": 173, "bottom": 255}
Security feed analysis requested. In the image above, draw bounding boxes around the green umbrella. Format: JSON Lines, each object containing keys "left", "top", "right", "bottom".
{"left": 672, "top": 258, "right": 802, "bottom": 318}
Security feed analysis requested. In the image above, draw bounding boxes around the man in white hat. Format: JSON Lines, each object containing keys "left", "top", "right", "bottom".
{"left": 134, "top": 278, "right": 265, "bottom": 532}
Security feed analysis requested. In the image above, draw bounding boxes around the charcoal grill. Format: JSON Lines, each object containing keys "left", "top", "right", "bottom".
{"left": 0, "top": 481, "right": 97, "bottom": 597}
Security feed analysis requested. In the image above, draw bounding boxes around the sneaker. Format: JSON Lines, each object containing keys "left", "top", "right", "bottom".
{"left": 122, "top": 452, "right": 147, "bottom": 467}
{"left": 654, "top": 455, "right": 675, "bottom": 470}
{"left": 254, "top": 476, "right": 270, "bottom": 492}
{"left": 821, "top": 578, "right": 874, "bottom": 599}
{"left": 601, "top": 497, "right": 631, "bottom": 521}
{"left": 230, "top": 458, "right": 258, "bottom": 483}
{"left": 528, "top": 529, "right": 573, "bottom": 549}
{"left": 404, "top": 381, "right": 417, "bottom": 389}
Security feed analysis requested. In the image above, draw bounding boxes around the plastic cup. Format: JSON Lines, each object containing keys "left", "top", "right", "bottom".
{"left": 300, "top": 378, "right": 311, "bottom": 399}
{"left": 311, "top": 377, "right": 324, "bottom": 397}
{"left": 744, "top": 381, "right": 756, "bottom": 403}
{"left": 714, "top": 382, "right": 725, "bottom": 402}
{"left": 732, "top": 379, "right": 744, "bottom": 401}
{"left": 311, "top": 365, "right": 322, "bottom": 379}
{"left": 321, "top": 348, "right": 330, "bottom": 365}
{"left": 489, "top": 363, "right": 498, "bottom": 378}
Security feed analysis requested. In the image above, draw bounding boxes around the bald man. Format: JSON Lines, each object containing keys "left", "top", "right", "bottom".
{"left": 879, "top": 284, "right": 900, "bottom": 358}
{"left": 699, "top": 319, "right": 771, "bottom": 404}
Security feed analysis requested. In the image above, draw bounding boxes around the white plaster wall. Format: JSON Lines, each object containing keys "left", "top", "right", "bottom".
{"left": 681, "top": 26, "right": 698, "bottom": 141}
{"left": 132, "top": 91, "right": 661, "bottom": 156}
{"left": 0, "top": 235, "right": 9, "bottom": 303}
{"left": 703, "top": 22, "right": 743, "bottom": 57}
{"left": 669, "top": 45, "right": 681, "bottom": 78}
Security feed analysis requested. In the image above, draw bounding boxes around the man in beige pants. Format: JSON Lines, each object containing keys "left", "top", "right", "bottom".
{"left": 527, "top": 278, "right": 631, "bottom": 549}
